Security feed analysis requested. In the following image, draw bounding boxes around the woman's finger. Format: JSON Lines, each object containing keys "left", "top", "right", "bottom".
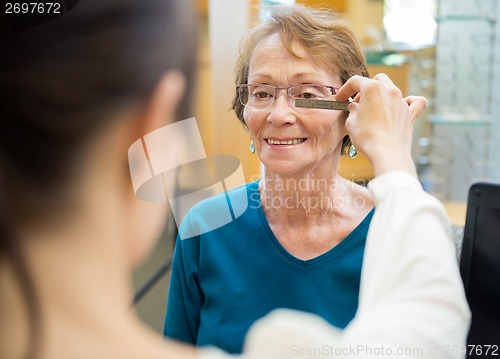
{"left": 335, "top": 75, "right": 371, "bottom": 101}
{"left": 372, "top": 73, "right": 393, "bottom": 85}
{"left": 404, "top": 96, "right": 427, "bottom": 123}
{"left": 405, "top": 95, "right": 427, "bottom": 108}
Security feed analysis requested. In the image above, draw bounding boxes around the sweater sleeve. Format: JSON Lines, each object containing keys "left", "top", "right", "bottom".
{"left": 242, "top": 171, "right": 471, "bottom": 359}
{"left": 164, "top": 230, "right": 203, "bottom": 345}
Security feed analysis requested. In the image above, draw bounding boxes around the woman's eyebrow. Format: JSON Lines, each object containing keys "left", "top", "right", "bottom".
{"left": 290, "top": 72, "right": 326, "bottom": 82}
{"left": 291, "top": 72, "right": 318, "bottom": 78}
{"left": 247, "top": 72, "right": 274, "bottom": 82}
{"left": 248, "top": 71, "right": 326, "bottom": 84}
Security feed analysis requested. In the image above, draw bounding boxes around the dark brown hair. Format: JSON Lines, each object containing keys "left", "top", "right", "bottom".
{"left": 0, "top": 1, "right": 198, "bottom": 357}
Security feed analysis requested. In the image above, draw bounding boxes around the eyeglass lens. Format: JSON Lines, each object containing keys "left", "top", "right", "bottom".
{"left": 239, "top": 84, "right": 336, "bottom": 108}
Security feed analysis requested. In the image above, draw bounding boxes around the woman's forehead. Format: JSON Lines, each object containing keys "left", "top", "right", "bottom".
{"left": 248, "top": 34, "right": 339, "bottom": 84}
{"left": 252, "top": 33, "right": 310, "bottom": 61}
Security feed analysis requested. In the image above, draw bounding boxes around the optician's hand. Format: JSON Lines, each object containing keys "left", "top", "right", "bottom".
{"left": 335, "top": 73, "right": 427, "bottom": 177}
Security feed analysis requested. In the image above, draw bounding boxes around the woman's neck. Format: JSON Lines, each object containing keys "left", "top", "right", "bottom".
{"left": 0, "top": 208, "right": 132, "bottom": 357}
{"left": 0, "top": 182, "right": 158, "bottom": 359}
{"left": 0, "top": 209, "right": 196, "bottom": 359}
{"left": 258, "top": 165, "right": 374, "bottom": 260}
{"left": 260, "top": 166, "right": 350, "bottom": 220}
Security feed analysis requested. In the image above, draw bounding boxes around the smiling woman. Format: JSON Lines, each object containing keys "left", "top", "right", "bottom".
{"left": 164, "top": 4, "right": 376, "bottom": 354}
{"left": 243, "top": 32, "right": 349, "bottom": 177}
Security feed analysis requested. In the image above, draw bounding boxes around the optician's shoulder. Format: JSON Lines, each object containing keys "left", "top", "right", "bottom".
{"left": 368, "top": 171, "right": 428, "bottom": 199}
{"left": 177, "top": 180, "right": 259, "bottom": 241}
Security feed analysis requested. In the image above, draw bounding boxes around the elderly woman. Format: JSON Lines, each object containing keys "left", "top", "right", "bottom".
{"left": 165, "top": 5, "right": 375, "bottom": 354}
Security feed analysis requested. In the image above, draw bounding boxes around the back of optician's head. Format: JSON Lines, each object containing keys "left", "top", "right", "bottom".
{"left": 0, "top": 0, "right": 198, "bottom": 357}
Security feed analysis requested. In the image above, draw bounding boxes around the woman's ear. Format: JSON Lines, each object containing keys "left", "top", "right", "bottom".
{"left": 135, "top": 70, "right": 186, "bottom": 139}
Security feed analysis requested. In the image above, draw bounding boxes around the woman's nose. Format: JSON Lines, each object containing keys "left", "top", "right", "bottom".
{"left": 266, "top": 92, "right": 297, "bottom": 126}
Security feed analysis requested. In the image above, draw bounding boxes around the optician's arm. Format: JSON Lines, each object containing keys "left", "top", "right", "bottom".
{"left": 346, "top": 171, "right": 470, "bottom": 357}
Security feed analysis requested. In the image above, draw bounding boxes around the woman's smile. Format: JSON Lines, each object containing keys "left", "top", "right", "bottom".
{"left": 265, "top": 137, "right": 307, "bottom": 146}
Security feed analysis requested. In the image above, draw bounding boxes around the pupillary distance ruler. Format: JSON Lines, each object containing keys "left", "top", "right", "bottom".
{"left": 295, "top": 98, "right": 350, "bottom": 111}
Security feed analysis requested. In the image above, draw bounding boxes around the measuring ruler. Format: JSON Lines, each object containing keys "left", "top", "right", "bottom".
{"left": 295, "top": 99, "right": 350, "bottom": 111}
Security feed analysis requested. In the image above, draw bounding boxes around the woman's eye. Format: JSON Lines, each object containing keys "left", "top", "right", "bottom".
{"left": 254, "top": 91, "right": 272, "bottom": 99}
{"left": 298, "top": 91, "right": 317, "bottom": 99}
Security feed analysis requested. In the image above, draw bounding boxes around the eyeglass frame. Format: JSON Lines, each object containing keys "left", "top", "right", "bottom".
{"left": 236, "top": 83, "right": 339, "bottom": 109}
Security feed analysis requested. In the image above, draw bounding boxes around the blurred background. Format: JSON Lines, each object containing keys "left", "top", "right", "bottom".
{"left": 132, "top": 0, "right": 500, "bottom": 333}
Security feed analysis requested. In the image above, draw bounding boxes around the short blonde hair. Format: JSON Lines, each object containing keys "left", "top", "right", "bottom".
{"left": 232, "top": 5, "right": 369, "bottom": 141}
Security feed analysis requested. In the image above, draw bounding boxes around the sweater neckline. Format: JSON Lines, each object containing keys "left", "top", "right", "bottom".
{"left": 248, "top": 180, "right": 374, "bottom": 268}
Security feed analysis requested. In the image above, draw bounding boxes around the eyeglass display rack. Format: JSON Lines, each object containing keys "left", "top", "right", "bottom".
{"left": 422, "top": 0, "right": 500, "bottom": 202}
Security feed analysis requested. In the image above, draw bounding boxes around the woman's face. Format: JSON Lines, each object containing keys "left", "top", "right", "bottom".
{"left": 244, "top": 33, "right": 347, "bottom": 177}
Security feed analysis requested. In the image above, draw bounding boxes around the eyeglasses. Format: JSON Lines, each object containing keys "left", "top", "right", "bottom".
{"left": 236, "top": 83, "right": 339, "bottom": 109}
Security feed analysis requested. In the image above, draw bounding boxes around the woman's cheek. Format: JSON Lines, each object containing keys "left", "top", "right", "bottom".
{"left": 243, "top": 109, "right": 257, "bottom": 135}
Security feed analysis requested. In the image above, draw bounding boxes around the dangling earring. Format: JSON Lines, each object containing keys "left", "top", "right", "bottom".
{"left": 249, "top": 140, "right": 255, "bottom": 154}
{"left": 348, "top": 144, "right": 357, "bottom": 158}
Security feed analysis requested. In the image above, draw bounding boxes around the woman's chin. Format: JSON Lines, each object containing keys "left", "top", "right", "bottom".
{"left": 262, "top": 161, "right": 307, "bottom": 177}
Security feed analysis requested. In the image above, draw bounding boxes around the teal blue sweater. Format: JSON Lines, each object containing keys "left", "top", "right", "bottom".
{"left": 164, "top": 180, "right": 373, "bottom": 354}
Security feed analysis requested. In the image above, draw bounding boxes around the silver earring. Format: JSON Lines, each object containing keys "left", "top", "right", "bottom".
{"left": 348, "top": 144, "right": 357, "bottom": 158}
{"left": 249, "top": 140, "right": 255, "bottom": 154}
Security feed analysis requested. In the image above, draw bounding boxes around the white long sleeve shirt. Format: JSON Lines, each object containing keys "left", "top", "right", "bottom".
{"left": 200, "top": 171, "right": 471, "bottom": 359}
